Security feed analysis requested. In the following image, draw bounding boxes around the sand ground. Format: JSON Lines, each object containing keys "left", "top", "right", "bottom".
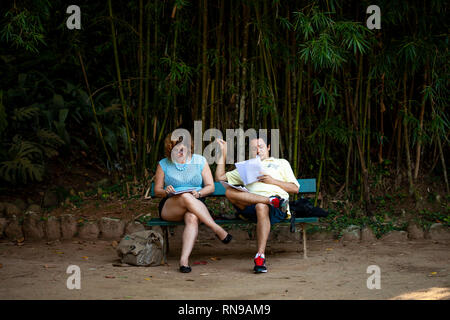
{"left": 0, "top": 237, "right": 449, "bottom": 300}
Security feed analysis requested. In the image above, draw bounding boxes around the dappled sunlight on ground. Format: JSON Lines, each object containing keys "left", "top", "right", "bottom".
{"left": 391, "top": 287, "right": 450, "bottom": 300}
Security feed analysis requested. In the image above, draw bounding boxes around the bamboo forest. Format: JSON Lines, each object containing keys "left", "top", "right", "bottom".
{"left": 0, "top": 0, "right": 448, "bottom": 230}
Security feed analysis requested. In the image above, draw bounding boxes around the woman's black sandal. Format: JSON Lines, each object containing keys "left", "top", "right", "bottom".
{"left": 179, "top": 265, "right": 192, "bottom": 273}
{"left": 217, "top": 233, "right": 233, "bottom": 244}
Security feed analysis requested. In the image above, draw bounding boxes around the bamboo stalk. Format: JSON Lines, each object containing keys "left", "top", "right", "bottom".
{"left": 201, "top": 0, "right": 208, "bottom": 126}
{"left": 77, "top": 51, "right": 114, "bottom": 176}
{"left": 142, "top": 3, "right": 151, "bottom": 171}
{"left": 137, "top": 0, "right": 144, "bottom": 175}
{"left": 108, "top": 0, "right": 136, "bottom": 180}
{"left": 293, "top": 64, "right": 303, "bottom": 177}
{"left": 402, "top": 71, "right": 416, "bottom": 197}
{"left": 414, "top": 63, "right": 428, "bottom": 180}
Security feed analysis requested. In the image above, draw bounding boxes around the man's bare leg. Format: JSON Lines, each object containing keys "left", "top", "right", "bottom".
{"left": 225, "top": 188, "right": 271, "bottom": 209}
{"left": 255, "top": 203, "right": 271, "bottom": 255}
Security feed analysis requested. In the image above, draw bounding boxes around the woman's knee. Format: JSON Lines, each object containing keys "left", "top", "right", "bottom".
{"left": 184, "top": 212, "right": 199, "bottom": 225}
{"left": 180, "top": 192, "right": 196, "bottom": 205}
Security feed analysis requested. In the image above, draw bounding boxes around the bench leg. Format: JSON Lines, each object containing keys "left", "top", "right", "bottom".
{"left": 301, "top": 223, "right": 308, "bottom": 259}
{"left": 162, "top": 226, "right": 169, "bottom": 264}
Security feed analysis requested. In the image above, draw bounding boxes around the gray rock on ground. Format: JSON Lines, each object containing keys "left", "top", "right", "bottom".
{"left": 45, "top": 216, "right": 61, "bottom": 241}
{"left": 308, "top": 229, "right": 334, "bottom": 241}
{"left": 427, "top": 223, "right": 450, "bottom": 240}
{"left": 78, "top": 221, "right": 100, "bottom": 240}
{"left": 99, "top": 217, "right": 125, "bottom": 240}
{"left": 13, "top": 199, "right": 27, "bottom": 212}
{"left": 23, "top": 212, "right": 45, "bottom": 240}
{"left": 25, "top": 204, "right": 42, "bottom": 214}
{"left": 5, "top": 218, "right": 23, "bottom": 241}
{"left": 380, "top": 230, "right": 408, "bottom": 242}
{"left": 360, "top": 227, "right": 377, "bottom": 242}
{"left": 5, "top": 203, "right": 21, "bottom": 218}
{"left": 43, "top": 190, "right": 59, "bottom": 208}
{"left": 125, "top": 221, "right": 145, "bottom": 235}
{"left": 0, "top": 218, "right": 7, "bottom": 237}
{"left": 61, "top": 214, "right": 78, "bottom": 239}
{"left": 342, "top": 225, "right": 361, "bottom": 241}
{"left": 0, "top": 202, "right": 6, "bottom": 217}
{"left": 407, "top": 223, "right": 424, "bottom": 239}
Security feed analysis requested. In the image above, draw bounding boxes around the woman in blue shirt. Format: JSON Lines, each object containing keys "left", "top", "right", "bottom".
{"left": 154, "top": 134, "right": 232, "bottom": 273}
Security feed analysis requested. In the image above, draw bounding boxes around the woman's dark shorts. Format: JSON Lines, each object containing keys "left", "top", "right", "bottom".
{"left": 233, "top": 204, "right": 287, "bottom": 225}
{"left": 158, "top": 195, "right": 206, "bottom": 218}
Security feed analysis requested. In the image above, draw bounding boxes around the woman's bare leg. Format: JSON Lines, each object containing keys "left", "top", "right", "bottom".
{"left": 179, "top": 212, "right": 198, "bottom": 266}
{"left": 161, "top": 193, "right": 228, "bottom": 240}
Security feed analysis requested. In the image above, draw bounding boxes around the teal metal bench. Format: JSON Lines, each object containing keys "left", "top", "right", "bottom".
{"left": 147, "top": 179, "right": 318, "bottom": 260}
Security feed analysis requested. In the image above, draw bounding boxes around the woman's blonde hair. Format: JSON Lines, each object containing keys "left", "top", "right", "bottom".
{"left": 163, "top": 133, "right": 194, "bottom": 161}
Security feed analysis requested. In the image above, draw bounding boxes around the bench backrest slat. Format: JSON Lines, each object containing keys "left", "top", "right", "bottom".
{"left": 150, "top": 178, "right": 316, "bottom": 197}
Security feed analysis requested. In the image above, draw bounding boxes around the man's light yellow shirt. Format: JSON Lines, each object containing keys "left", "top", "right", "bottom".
{"left": 225, "top": 157, "right": 299, "bottom": 217}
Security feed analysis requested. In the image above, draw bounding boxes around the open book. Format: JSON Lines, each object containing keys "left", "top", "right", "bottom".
{"left": 220, "top": 181, "right": 249, "bottom": 192}
{"left": 234, "top": 156, "right": 263, "bottom": 185}
{"left": 168, "top": 188, "right": 196, "bottom": 196}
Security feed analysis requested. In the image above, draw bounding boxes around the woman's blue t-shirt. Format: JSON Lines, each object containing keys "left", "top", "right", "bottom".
{"left": 159, "top": 154, "right": 207, "bottom": 192}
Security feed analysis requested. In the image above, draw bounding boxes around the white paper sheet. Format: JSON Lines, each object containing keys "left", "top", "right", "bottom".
{"left": 220, "top": 181, "right": 249, "bottom": 193}
{"left": 234, "top": 156, "right": 263, "bottom": 185}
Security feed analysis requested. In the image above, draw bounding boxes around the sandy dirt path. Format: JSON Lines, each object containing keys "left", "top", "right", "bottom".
{"left": 0, "top": 238, "right": 449, "bottom": 300}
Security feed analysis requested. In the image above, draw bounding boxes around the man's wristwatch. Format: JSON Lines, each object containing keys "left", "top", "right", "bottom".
{"left": 198, "top": 191, "right": 202, "bottom": 198}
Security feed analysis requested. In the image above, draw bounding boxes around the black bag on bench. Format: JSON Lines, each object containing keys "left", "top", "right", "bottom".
{"left": 289, "top": 199, "right": 329, "bottom": 232}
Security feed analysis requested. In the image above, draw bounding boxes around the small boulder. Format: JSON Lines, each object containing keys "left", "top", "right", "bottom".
{"left": 0, "top": 202, "right": 6, "bottom": 216}
{"left": 342, "top": 225, "right": 361, "bottom": 241}
{"left": 60, "top": 214, "right": 78, "bottom": 239}
{"left": 125, "top": 221, "right": 146, "bottom": 235}
{"left": 407, "top": 223, "right": 424, "bottom": 240}
{"left": 99, "top": 217, "right": 125, "bottom": 240}
{"left": 5, "top": 218, "right": 23, "bottom": 241}
{"left": 309, "top": 229, "right": 334, "bottom": 241}
{"left": 25, "top": 204, "right": 42, "bottom": 214}
{"left": 360, "top": 227, "right": 377, "bottom": 242}
{"left": 45, "top": 216, "right": 61, "bottom": 241}
{"left": 4, "top": 203, "right": 21, "bottom": 218}
{"left": 0, "top": 218, "right": 8, "bottom": 237}
{"left": 427, "top": 223, "right": 450, "bottom": 240}
{"left": 13, "top": 199, "right": 27, "bottom": 212}
{"left": 78, "top": 221, "right": 99, "bottom": 240}
{"left": 23, "top": 213, "right": 45, "bottom": 240}
{"left": 380, "top": 230, "right": 408, "bottom": 242}
{"left": 43, "top": 190, "right": 59, "bottom": 208}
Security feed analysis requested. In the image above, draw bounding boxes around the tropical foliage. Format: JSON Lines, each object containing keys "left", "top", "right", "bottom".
{"left": 0, "top": 0, "right": 448, "bottom": 211}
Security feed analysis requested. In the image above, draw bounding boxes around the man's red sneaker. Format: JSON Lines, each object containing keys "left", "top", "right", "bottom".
{"left": 269, "top": 196, "right": 288, "bottom": 213}
{"left": 254, "top": 254, "right": 267, "bottom": 273}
